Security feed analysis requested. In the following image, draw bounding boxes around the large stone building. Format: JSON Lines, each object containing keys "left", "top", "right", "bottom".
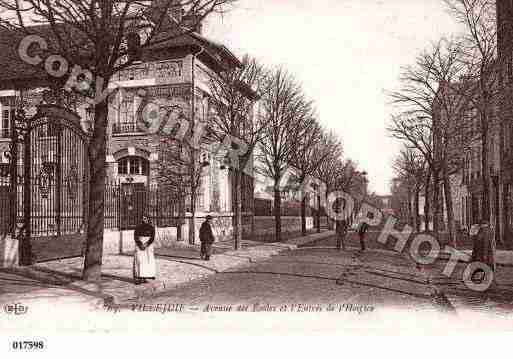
{"left": 431, "top": 79, "right": 505, "bottom": 241}
{"left": 0, "top": 6, "right": 257, "bottom": 265}
{"left": 427, "top": 1, "right": 513, "bottom": 244}
{"left": 497, "top": 0, "right": 513, "bottom": 243}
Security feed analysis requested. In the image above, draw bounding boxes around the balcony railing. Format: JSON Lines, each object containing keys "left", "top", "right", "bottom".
{"left": 114, "top": 59, "right": 183, "bottom": 83}
{"left": 0, "top": 128, "right": 10, "bottom": 139}
{"left": 112, "top": 122, "right": 143, "bottom": 135}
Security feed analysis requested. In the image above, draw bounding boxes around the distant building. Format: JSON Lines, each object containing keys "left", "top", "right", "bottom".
{"left": 497, "top": 0, "right": 513, "bottom": 241}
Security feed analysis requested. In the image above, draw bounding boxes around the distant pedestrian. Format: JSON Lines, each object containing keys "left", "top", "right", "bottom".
{"left": 335, "top": 218, "right": 348, "bottom": 251}
{"left": 133, "top": 215, "right": 156, "bottom": 285}
{"left": 471, "top": 220, "right": 496, "bottom": 272}
{"left": 200, "top": 215, "right": 215, "bottom": 261}
{"left": 357, "top": 221, "right": 369, "bottom": 251}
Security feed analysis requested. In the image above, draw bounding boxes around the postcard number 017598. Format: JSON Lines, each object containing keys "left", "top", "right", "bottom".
{"left": 11, "top": 341, "right": 45, "bottom": 350}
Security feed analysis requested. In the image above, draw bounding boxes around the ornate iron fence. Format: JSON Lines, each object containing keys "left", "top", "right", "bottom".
{"left": 104, "top": 182, "right": 185, "bottom": 230}
{"left": 1, "top": 179, "right": 185, "bottom": 235}
{"left": 0, "top": 177, "right": 12, "bottom": 235}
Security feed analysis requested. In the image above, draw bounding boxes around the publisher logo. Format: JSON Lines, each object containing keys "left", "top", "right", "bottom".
{"left": 4, "top": 303, "right": 28, "bottom": 315}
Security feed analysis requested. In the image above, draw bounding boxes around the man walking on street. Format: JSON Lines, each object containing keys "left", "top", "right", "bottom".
{"left": 357, "top": 221, "right": 369, "bottom": 252}
{"left": 471, "top": 220, "right": 496, "bottom": 283}
{"left": 200, "top": 215, "right": 215, "bottom": 261}
{"left": 335, "top": 218, "right": 348, "bottom": 251}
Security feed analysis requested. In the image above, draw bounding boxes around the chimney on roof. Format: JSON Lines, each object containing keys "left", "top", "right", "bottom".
{"left": 170, "top": 1, "right": 184, "bottom": 23}
{"left": 150, "top": 0, "right": 183, "bottom": 30}
{"left": 182, "top": 14, "right": 203, "bottom": 34}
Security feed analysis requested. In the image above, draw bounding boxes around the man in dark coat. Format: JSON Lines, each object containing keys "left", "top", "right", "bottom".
{"left": 471, "top": 220, "right": 496, "bottom": 271}
{"left": 335, "top": 218, "right": 348, "bottom": 251}
{"left": 199, "top": 215, "right": 215, "bottom": 261}
{"left": 357, "top": 221, "right": 369, "bottom": 252}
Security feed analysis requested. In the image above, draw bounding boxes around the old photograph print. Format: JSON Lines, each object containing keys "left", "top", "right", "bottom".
{"left": 1, "top": 0, "right": 513, "bottom": 339}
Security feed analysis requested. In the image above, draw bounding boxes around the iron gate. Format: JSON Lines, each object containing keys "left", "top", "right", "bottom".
{"left": 12, "top": 105, "right": 89, "bottom": 264}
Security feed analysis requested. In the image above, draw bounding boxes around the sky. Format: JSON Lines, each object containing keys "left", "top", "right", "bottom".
{"left": 204, "top": 0, "right": 463, "bottom": 195}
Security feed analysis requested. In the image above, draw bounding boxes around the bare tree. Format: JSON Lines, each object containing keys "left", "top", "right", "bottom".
{"left": 256, "top": 68, "right": 312, "bottom": 242}
{"left": 208, "top": 55, "right": 267, "bottom": 249}
{"left": 156, "top": 106, "right": 206, "bottom": 244}
{"left": 389, "top": 114, "right": 435, "bottom": 231}
{"left": 288, "top": 122, "right": 339, "bottom": 235}
{"left": 388, "top": 37, "right": 473, "bottom": 243}
{"left": 444, "top": 0, "right": 499, "bottom": 223}
{"left": 330, "top": 159, "right": 367, "bottom": 224}
{"left": 392, "top": 147, "right": 427, "bottom": 232}
{"left": 0, "top": 0, "right": 237, "bottom": 280}
{"left": 315, "top": 137, "right": 344, "bottom": 229}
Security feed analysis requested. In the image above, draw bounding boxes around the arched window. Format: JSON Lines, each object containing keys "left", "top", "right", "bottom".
{"left": 117, "top": 156, "right": 149, "bottom": 176}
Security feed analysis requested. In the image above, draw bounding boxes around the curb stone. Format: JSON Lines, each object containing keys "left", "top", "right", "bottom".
{"left": 2, "top": 266, "right": 116, "bottom": 306}
{"left": 1, "top": 231, "right": 334, "bottom": 306}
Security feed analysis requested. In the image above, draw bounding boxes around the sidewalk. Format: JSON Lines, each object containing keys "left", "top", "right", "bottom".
{"left": 0, "top": 230, "right": 335, "bottom": 307}
{"left": 435, "top": 249, "right": 513, "bottom": 267}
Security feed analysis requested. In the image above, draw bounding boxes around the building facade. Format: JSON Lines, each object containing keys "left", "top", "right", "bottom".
{"left": 0, "top": 8, "right": 256, "bottom": 264}
{"left": 497, "top": 0, "right": 513, "bottom": 243}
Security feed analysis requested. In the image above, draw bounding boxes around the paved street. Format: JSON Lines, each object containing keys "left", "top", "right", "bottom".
{"left": 2, "top": 232, "right": 513, "bottom": 332}
{"left": 136, "top": 239, "right": 442, "bottom": 313}
{"left": 125, "top": 233, "right": 513, "bottom": 319}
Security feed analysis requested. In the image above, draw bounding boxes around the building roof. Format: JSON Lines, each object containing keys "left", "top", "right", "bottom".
{"left": 0, "top": 23, "right": 95, "bottom": 89}
{"left": 149, "top": 30, "right": 242, "bottom": 70}
{"left": 0, "top": 23, "right": 242, "bottom": 89}
{"left": 0, "top": 26, "right": 51, "bottom": 86}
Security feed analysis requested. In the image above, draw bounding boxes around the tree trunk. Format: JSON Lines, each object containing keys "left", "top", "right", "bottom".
{"left": 424, "top": 171, "right": 431, "bottom": 232}
{"left": 177, "top": 223, "right": 182, "bottom": 241}
{"left": 442, "top": 159, "right": 456, "bottom": 247}
{"left": 414, "top": 186, "right": 420, "bottom": 232}
{"left": 233, "top": 169, "right": 242, "bottom": 250}
{"left": 317, "top": 193, "right": 321, "bottom": 233}
{"left": 407, "top": 186, "right": 413, "bottom": 226}
{"left": 177, "top": 182, "right": 184, "bottom": 241}
{"left": 481, "top": 121, "right": 490, "bottom": 222}
{"left": 251, "top": 177, "right": 255, "bottom": 239}
{"left": 326, "top": 189, "right": 334, "bottom": 230}
{"left": 83, "top": 99, "right": 108, "bottom": 281}
{"left": 300, "top": 192, "right": 307, "bottom": 236}
{"left": 189, "top": 188, "right": 196, "bottom": 245}
{"left": 273, "top": 183, "right": 282, "bottom": 242}
{"left": 503, "top": 184, "right": 511, "bottom": 248}
{"left": 433, "top": 168, "right": 441, "bottom": 238}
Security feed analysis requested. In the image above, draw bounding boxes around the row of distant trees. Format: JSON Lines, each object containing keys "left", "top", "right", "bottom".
{"left": 387, "top": 0, "right": 503, "bottom": 246}
{"left": 206, "top": 56, "right": 372, "bottom": 243}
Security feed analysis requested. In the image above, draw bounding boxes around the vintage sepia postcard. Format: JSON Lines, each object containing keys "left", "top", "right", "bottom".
{"left": 1, "top": 0, "right": 513, "bottom": 353}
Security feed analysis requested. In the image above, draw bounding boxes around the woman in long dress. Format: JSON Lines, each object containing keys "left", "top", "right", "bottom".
{"left": 133, "top": 215, "right": 156, "bottom": 285}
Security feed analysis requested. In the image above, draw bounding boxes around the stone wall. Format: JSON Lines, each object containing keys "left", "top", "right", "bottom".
{"left": 1, "top": 214, "right": 312, "bottom": 267}
{"left": 252, "top": 216, "right": 314, "bottom": 235}
{"left": 103, "top": 226, "right": 184, "bottom": 255}
{"left": 102, "top": 212, "right": 239, "bottom": 254}
{"left": 102, "top": 215, "right": 311, "bottom": 254}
